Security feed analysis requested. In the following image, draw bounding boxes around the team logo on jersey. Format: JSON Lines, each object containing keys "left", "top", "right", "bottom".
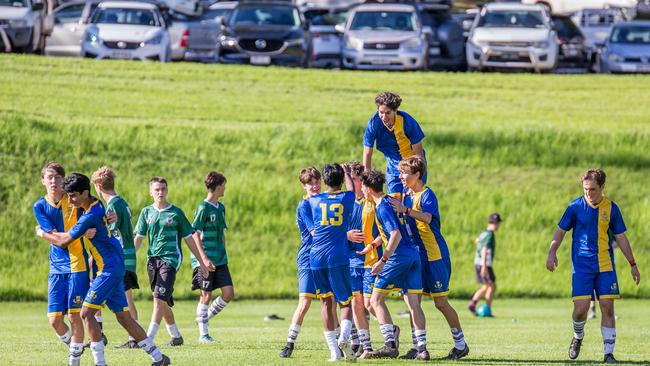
{"left": 434, "top": 281, "right": 443, "bottom": 289}
{"left": 210, "top": 214, "right": 216, "bottom": 222}
{"left": 165, "top": 217, "right": 175, "bottom": 226}
{"left": 88, "top": 291, "right": 97, "bottom": 301}
{"left": 601, "top": 211, "right": 609, "bottom": 221}
{"left": 611, "top": 282, "right": 618, "bottom": 291}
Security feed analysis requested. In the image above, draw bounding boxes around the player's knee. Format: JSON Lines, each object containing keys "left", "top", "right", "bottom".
{"left": 49, "top": 315, "right": 62, "bottom": 328}
{"left": 433, "top": 297, "right": 449, "bottom": 311}
{"left": 370, "top": 296, "right": 383, "bottom": 309}
{"left": 80, "top": 308, "right": 92, "bottom": 321}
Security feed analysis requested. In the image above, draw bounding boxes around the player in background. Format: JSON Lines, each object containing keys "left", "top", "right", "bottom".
{"left": 134, "top": 177, "right": 214, "bottom": 346}
{"left": 468, "top": 212, "right": 501, "bottom": 318}
{"left": 546, "top": 169, "right": 640, "bottom": 363}
{"left": 192, "top": 171, "right": 234, "bottom": 344}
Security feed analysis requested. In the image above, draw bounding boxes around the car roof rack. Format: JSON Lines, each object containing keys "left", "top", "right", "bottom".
{"left": 360, "top": 0, "right": 450, "bottom": 10}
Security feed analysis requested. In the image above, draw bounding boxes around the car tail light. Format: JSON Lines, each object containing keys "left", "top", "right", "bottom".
{"left": 180, "top": 30, "right": 190, "bottom": 48}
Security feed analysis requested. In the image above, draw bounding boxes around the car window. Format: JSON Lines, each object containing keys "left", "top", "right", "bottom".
{"left": 350, "top": 11, "right": 417, "bottom": 31}
{"left": 230, "top": 6, "right": 301, "bottom": 27}
{"left": 202, "top": 8, "right": 232, "bottom": 21}
{"left": 303, "top": 9, "right": 347, "bottom": 26}
{"left": 610, "top": 26, "right": 650, "bottom": 44}
{"left": 55, "top": 3, "right": 86, "bottom": 23}
{"left": 92, "top": 8, "right": 161, "bottom": 27}
{"left": 553, "top": 17, "right": 581, "bottom": 39}
{"left": 581, "top": 11, "right": 623, "bottom": 27}
{"left": 478, "top": 10, "right": 546, "bottom": 28}
{"left": 0, "top": 0, "right": 28, "bottom": 7}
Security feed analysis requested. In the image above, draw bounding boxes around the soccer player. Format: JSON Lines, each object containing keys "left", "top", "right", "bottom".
{"left": 36, "top": 173, "right": 170, "bottom": 366}
{"left": 309, "top": 164, "right": 356, "bottom": 362}
{"left": 468, "top": 212, "right": 501, "bottom": 318}
{"left": 280, "top": 167, "right": 321, "bottom": 358}
{"left": 362, "top": 91, "right": 426, "bottom": 198}
{"left": 134, "top": 176, "right": 214, "bottom": 346}
{"left": 546, "top": 169, "right": 641, "bottom": 363}
{"left": 361, "top": 170, "right": 427, "bottom": 360}
{"left": 192, "top": 171, "right": 234, "bottom": 344}
{"left": 91, "top": 166, "right": 141, "bottom": 349}
{"left": 33, "top": 162, "right": 89, "bottom": 366}
{"left": 390, "top": 156, "right": 469, "bottom": 360}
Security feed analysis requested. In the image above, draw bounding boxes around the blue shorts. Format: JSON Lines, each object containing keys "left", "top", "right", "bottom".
{"left": 422, "top": 257, "right": 451, "bottom": 297}
{"left": 572, "top": 271, "right": 620, "bottom": 301}
{"left": 84, "top": 273, "right": 129, "bottom": 313}
{"left": 312, "top": 265, "right": 353, "bottom": 305}
{"left": 362, "top": 268, "right": 376, "bottom": 297}
{"left": 374, "top": 256, "right": 422, "bottom": 295}
{"left": 47, "top": 272, "right": 90, "bottom": 317}
{"left": 350, "top": 267, "right": 365, "bottom": 295}
{"left": 298, "top": 267, "right": 317, "bottom": 298}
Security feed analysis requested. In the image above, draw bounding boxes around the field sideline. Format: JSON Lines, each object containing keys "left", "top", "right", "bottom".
{"left": 1, "top": 299, "right": 649, "bottom": 365}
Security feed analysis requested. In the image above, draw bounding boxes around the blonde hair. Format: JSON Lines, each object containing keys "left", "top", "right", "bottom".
{"left": 91, "top": 166, "right": 116, "bottom": 191}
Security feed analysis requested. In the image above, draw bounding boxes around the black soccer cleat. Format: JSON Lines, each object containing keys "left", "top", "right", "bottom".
{"left": 603, "top": 353, "right": 617, "bottom": 364}
{"left": 398, "top": 348, "right": 418, "bottom": 360}
{"left": 152, "top": 354, "right": 171, "bottom": 366}
{"left": 116, "top": 340, "right": 139, "bottom": 349}
{"left": 468, "top": 304, "right": 477, "bottom": 316}
{"left": 568, "top": 337, "right": 583, "bottom": 360}
{"left": 168, "top": 336, "right": 183, "bottom": 347}
{"left": 443, "top": 345, "right": 470, "bottom": 360}
{"left": 83, "top": 333, "right": 109, "bottom": 350}
{"left": 393, "top": 325, "right": 400, "bottom": 351}
{"left": 415, "top": 348, "right": 430, "bottom": 361}
{"left": 279, "top": 343, "right": 294, "bottom": 358}
{"left": 370, "top": 345, "right": 398, "bottom": 358}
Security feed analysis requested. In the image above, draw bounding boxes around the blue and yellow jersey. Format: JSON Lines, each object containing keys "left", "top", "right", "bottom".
{"left": 348, "top": 198, "right": 382, "bottom": 268}
{"left": 558, "top": 196, "right": 626, "bottom": 274}
{"left": 309, "top": 191, "right": 356, "bottom": 270}
{"left": 69, "top": 198, "right": 125, "bottom": 277}
{"left": 403, "top": 187, "right": 450, "bottom": 262}
{"left": 296, "top": 196, "right": 314, "bottom": 270}
{"left": 374, "top": 195, "right": 419, "bottom": 259}
{"left": 363, "top": 110, "right": 425, "bottom": 176}
{"left": 33, "top": 195, "right": 88, "bottom": 274}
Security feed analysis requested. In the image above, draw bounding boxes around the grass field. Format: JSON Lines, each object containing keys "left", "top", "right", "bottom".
{"left": 1, "top": 299, "right": 649, "bottom": 365}
{"left": 1, "top": 54, "right": 650, "bottom": 301}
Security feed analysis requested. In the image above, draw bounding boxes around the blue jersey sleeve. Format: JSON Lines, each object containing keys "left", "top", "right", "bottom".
{"left": 558, "top": 204, "right": 575, "bottom": 231}
{"left": 403, "top": 112, "right": 425, "bottom": 145}
{"left": 363, "top": 115, "right": 377, "bottom": 148}
{"left": 420, "top": 189, "right": 441, "bottom": 226}
{"left": 378, "top": 203, "right": 399, "bottom": 233}
{"left": 33, "top": 200, "right": 55, "bottom": 233}
{"left": 299, "top": 200, "right": 314, "bottom": 231}
{"left": 609, "top": 203, "right": 627, "bottom": 235}
{"left": 69, "top": 207, "right": 100, "bottom": 240}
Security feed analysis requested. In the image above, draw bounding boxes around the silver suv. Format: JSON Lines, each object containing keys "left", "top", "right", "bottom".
{"left": 340, "top": 2, "right": 429, "bottom": 70}
{"left": 0, "top": 0, "right": 47, "bottom": 52}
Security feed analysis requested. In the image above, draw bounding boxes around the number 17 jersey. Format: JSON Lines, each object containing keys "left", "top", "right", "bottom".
{"left": 309, "top": 191, "right": 356, "bottom": 270}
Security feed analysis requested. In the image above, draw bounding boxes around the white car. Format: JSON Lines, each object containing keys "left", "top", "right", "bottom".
{"left": 521, "top": 0, "right": 637, "bottom": 16}
{"left": 81, "top": 1, "right": 171, "bottom": 61}
{"left": 466, "top": 3, "right": 558, "bottom": 72}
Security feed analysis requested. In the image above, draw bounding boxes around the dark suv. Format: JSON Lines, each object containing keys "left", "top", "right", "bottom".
{"left": 217, "top": 0, "right": 311, "bottom": 66}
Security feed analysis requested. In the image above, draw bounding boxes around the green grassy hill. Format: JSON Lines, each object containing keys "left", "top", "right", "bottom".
{"left": 1, "top": 55, "right": 649, "bottom": 300}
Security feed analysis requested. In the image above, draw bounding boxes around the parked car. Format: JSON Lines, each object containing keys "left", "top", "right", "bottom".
{"left": 466, "top": 3, "right": 558, "bottom": 72}
{"left": 166, "top": 10, "right": 221, "bottom": 61}
{"left": 571, "top": 8, "right": 626, "bottom": 50}
{"left": 202, "top": 0, "right": 236, "bottom": 22}
{"left": 520, "top": 0, "right": 636, "bottom": 16}
{"left": 340, "top": 2, "right": 428, "bottom": 70}
{"left": 81, "top": 1, "right": 171, "bottom": 61}
{"left": 597, "top": 21, "right": 650, "bottom": 73}
{"left": 638, "top": 0, "right": 650, "bottom": 19}
{"left": 552, "top": 14, "right": 587, "bottom": 67}
{"left": 217, "top": 0, "right": 311, "bottom": 67}
{"left": 0, "top": 0, "right": 47, "bottom": 53}
{"left": 451, "top": 8, "right": 477, "bottom": 40}
{"left": 300, "top": 0, "right": 349, "bottom": 68}
{"left": 44, "top": 0, "right": 100, "bottom": 56}
{"left": 418, "top": 0, "right": 465, "bottom": 70}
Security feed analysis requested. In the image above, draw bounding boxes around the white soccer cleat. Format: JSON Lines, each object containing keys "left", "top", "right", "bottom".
{"left": 338, "top": 339, "right": 357, "bottom": 363}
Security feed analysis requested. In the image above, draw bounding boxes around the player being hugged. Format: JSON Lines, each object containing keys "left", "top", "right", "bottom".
{"left": 546, "top": 169, "right": 640, "bottom": 363}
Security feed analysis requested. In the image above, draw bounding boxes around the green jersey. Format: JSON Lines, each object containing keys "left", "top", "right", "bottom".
{"left": 474, "top": 229, "right": 495, "bottom": 267}
{"left": 135, "top": 204, "right": 194, "bottom": 270}
{"left": 106, "top": 196, "right": 136, "bottom": 272}
{"left": 191, "top": 200, "right": 227, "bottom": 269}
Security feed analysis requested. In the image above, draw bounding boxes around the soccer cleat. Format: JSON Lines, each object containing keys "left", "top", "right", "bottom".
{"left": 337, "top": 338, "right": 357, "bottom": 362}
{"left": 568, "top": 337, "right": 583, "bottom": 360}
{"left": 328, "top": 347, "right": 344, "bottom": 362}
{"left": 604, "top": 353, "right": 617, "bottom": 364}
{"left": 116, "top": 340, "right": 139, "bottom": 349}
{"left": 152, "top": 354, "right": 171, "bottom": 366}
{"left": 279, "top": 343, "right": 294, "bottom": 358}
{"left": 393, "top": 325, "right": 400, "bottom": 351}
{"left": 264, "top": 314, "right": 284, "bottom": 321}
{"left": 351, "top": 344, "right": 361, "bottom": 354}
{"left": 587, "top": 309, "right": 597, "bottom": 320}
{"left": 443, "top": 345, "right": 470, "bottom": 360}
{"left": 168, "top": 336, "right": 184, "bottom": 347}
{"left": 399, "top": 348, "right": 418, "bottom": 360}
{"left": 370, "top": 345, "right": 398, "bottom": 358}
{"left": 357, "top": 349, "right": 373, "bottom": 359}
{"left": 468, "top": 304, "right": 477, "bottom": 316}
{"left": 83, "top": 333, "right": 109, "bottom": 350}
{"left": 415, "top": 348, "right": 430, "bottom": 361}
{"left": 198, "top": 335, "right": 215, "bottom": 344}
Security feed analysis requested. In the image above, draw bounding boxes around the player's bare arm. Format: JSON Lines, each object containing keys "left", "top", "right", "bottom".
{"left": 363, "top": 147, "right": 373, "bottom": 172}
{"left": 371, "top": 229, "right": 400, "bottom": 275}
{"left": 184, "top": 235, "right": 215, "bottom": 275}
{"left": 191, "top": 231, "right": 215, "bottom": 272}
{"left": 36, "top": 226, "right": 94, "bottom": 248}
{"left": 412, "top": 142, "right": 424, "bottom": 161}
{"left": 388, "top": 197, "right": 432, "bottom": 224}
{"left": 357, "top": 235, "right": 382, "bottom": 255}
{"left": 614, "top": 233, "right": 641, "bottom": 284}
{"left": 134, "top": 234, "right": 144, "bottom": 252}
{"left": 546, "top": 228, "right": 566, "bottom": 272}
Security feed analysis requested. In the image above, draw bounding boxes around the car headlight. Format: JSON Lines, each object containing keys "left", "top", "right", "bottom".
{"left": 286, "top": 38, "right": 304, "bottom": 46}
{"left": 608, "top": 53, "right": 624, "bottom": 62}
{"left": 532, "top": 41, "right": 550, "bottom": 48}
{"left": 85, "top": 32, "right": 102, "bottom": 46}
{"left": 220, "top": 35, "right": 237, "bottom": 48}
{"left": 345, "top": 37, "right": 363, "bottom": 51}
{"left": 9, "top": 19, "right": 28, "bottom": 27}
{"left": 403, "top": 37, "right": 422, "bottom": 50}
{"left": 144, "top": 34, "right": 163, "bottom": 46}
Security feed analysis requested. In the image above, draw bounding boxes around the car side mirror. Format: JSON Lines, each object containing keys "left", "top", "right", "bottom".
{"left": 32, "top": 2, "right": 44, "bottom": 11}
{"left": 422, "top": 25, "right": 432, "bottom": 35}
{"left": 335, "top": 24, "right": 345, "bottom": 33}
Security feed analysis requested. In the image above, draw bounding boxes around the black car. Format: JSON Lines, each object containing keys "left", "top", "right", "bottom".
{"left": 418, "top": 1, "right": 465, "bottom": 70}
{"left": 217, "top": 0, "right": 312, "bottom": 66}
{"left": 552, "top": 15, "right": 588, "bottom": 68}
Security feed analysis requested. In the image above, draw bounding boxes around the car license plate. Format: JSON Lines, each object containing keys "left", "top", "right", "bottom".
{"left": 320, "top": 34, "right": 331, "bottom": 41}
{"left": 566, "top": 49, "right": 578, "bottom": 57}
{"left": 111, "top": 51, "right": 131, "bottom": 59}
{"left": 250, "top": 55, "right": 271, "bottom": 65}
{"left": 371, "top": 58, "right": 390, "bottom": 65}
{"left": 501, "top": 53, "right": 519, "bottom": 60}
{"left": 429, "top": 47, "right": 440, "bottom": 56}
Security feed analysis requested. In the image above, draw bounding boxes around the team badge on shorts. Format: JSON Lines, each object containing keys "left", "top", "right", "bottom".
{"left": 611, "top": 282, "right": 618, "bottom": 291}
{"left": 434, "top": 281, "right": 443, "bottom": 290}
{"left": 74, "top": 296, "right": 82, "bottom": 305}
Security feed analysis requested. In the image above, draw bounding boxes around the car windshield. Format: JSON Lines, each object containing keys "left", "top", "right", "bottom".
{"left": 0, "top": 0, "right": 28, "bottom": 7}
{"left": 230, "top": 6, "right": 301, "bottom": 27}
{"left": 202, "top": 8, "right": 232, "bottom": 21}
{"left": 350, "top": 11, "right": 417, "bottom": 31}
{"left": 610, "top": 26, "right": 650, "bottom": 44}
{"left": 581, "top": 11, "right": 624, "bottom": 27}
{"left": 303, "top": 9, "right": 347, "bottom": 26}
{"left": 553, "top": 17, "right": 582, "bottom": 39}
{"left": 92, "top": 8, "right": 161, "bottom": 26}
{"left": 478, "top": 10, "right": 546, "bottom": 28}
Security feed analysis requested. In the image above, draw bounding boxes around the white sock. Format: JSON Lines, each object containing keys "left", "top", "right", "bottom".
{"left": 197, "top": 303, "right": 209, "bottom": 336}
{"left": 128, "top": 335, "right": 136, "bottom": 342}
{"left": 411, "top": 329, "right": 418, "bottom": 349}
{"left": 166, "top": 323, "right": 181, "bottom": 338}
{"left": 324, "top": 330, "right": 340, "bottom": 360}
{"left": 90, "top": 341, "right": 106, "bottom": 366}
{"left": 358, "top": 329, "right": 372, "bottom": 351}
{"left": 379, "top": 324, "right": 396, "bottom": 346}
{"left": 138, "top": 337, "right": 163, "bottom": 362}
{"left": 415, "top": 329, "right": 427, "bottom": 351}
{"left": 339, "top": 319, "right": 353, "bottom": 343}
{"left": 287, "top": 324, "right": 300, "bottom": 344}
{"left": 68, "top": 342, "right": 83, "bottom": 366}
{"left": 451, "top": 328, "right": 466, "bottom": 350}
{"left": 573, "top": 320, "right": 586, "bottom": 340}
{"left": 207, "top": 296, "right": 228, "bottom": 320}
{"left": 351, "top": 326, "right": 360, "bottom": 346}
{"left": 602, "top": 326, "right": 616, "bottom": 355}
{"left": 58, "top": 329, "right": 72, "bottom": 345}
{"left": 147, "top": 322, "right": 160, "bottom": 339}
{"left": 95, "top": 314, "right": 103, "bottom": 323}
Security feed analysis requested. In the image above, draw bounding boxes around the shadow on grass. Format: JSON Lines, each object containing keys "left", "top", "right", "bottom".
{"left": 448, "top": 358, "right": 649, "bottom": 365}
